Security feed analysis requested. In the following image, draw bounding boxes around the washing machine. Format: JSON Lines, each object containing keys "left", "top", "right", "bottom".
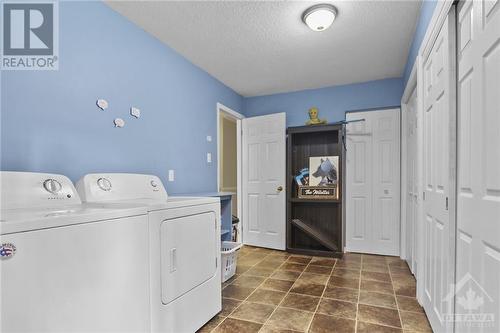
{"left": 76, "top": 173, "right": 221, "bottom": 333}
{"left": 0, "top": 171, "right": 151, "bottom": 332}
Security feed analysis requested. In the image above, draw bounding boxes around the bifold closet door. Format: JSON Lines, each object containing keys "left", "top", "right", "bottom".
{"left": 346, "top": 108, "right": 400, "bottom": 256}
{"left": 421, "top": 8, "right": 456, "bottom": 332}
{"left": 456, "top": 1, "right": 500, "bottom": 332}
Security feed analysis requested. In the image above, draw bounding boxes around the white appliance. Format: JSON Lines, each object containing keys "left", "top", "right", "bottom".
{"left": 76, "top": 173, "right": 221, "bottom": 333}
{"left": 0, "top": 171, "right": 151, "bottom": 332}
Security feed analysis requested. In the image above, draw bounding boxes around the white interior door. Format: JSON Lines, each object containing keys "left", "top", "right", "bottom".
{"left": 421, "top": 9, "right": 456, "bottom": 332}
{"left": 406, "top": 87, "right": 419, "bottom": 274}
{"left": 345, "top": 108, "right": 400, "bottom": 256}
{"left": 242, "top": 113, "right": 286, "bottom": 250}
{"left": 456, "top": 1, "right": 500, "bottom": 332}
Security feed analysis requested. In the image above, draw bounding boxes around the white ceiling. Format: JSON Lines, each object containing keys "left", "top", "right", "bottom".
{"left": 106, "top": 1, "right": 421, "bottom": 97}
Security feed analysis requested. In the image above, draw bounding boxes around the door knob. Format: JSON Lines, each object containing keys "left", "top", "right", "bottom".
{"left": 277, "top": 186, "right": 283, "bottom": 192}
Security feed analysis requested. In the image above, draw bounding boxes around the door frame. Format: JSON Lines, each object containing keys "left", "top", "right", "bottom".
{"left": 216, "top": 102, "right": 245, "bottom": 242}
{"left": 400, "top": 61, "right": 419, "bottom": 273}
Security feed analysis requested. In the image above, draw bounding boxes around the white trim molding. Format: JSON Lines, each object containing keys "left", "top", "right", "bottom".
{"left": 216, "top": 102, "right": 245, "bottom": 242}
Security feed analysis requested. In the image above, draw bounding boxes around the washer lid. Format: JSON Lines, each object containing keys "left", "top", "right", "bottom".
{"left": 0, "top": 203, "right": 148, "bottom": 234}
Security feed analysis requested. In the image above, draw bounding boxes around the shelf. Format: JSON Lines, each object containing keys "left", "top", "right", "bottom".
{"left": 287, "top": 247, "right": 342, "bottom": 258}
{"left": 221, "top": 229, "right": 231, "bottom": 236}
{"left": 289, "top": 198, "right": 341, "bottom": 203}
{"left": 291, "top": 218, "right": 338, "bottom": 251}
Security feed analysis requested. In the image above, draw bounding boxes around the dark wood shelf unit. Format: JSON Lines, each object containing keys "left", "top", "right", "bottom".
{"left": 286, "top": 124, "right": 344, "bottom": 258}
{"left": 291, "top": 219, "right": 338, "bottom": 251}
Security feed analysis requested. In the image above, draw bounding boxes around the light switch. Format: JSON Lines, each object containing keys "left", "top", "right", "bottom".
{"left": 207, "top": 153, "right": 212, "bottom": 163}
{"left": 206, "top": 135, "right": 212, "bottom": 142}
{"left": 168, "top": 170, "right": 175, "bottom": 182}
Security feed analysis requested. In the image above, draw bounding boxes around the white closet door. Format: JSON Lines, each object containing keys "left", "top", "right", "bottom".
{"left": 456, "top": 1, "right": 500, "bottom": 332}
{"left": 346, "top": 108, "right": 400, "bottom": 256}
{"left": 421, "top": 9, "right": 456, "bottom": 332}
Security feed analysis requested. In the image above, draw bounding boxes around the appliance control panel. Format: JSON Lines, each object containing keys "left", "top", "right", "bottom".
{"left": 76, "top": 173, "right": 168, "bottom": 203}
{"left": 0, "top": 172, "right": 82, "bottom": 210}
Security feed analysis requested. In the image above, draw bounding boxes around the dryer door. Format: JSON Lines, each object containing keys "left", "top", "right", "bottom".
{"left": 160, "top": 212, "right": 217, "bottom": 304}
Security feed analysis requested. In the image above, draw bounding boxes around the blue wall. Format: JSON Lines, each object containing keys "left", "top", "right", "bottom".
{"left": 1, "top": 1, "right": 242, "bottom": 194}
{"left": 402, "top": 0, "right": 438, "bottom": 85}
{"left": 243, "top": 78, "right": 404, "bottom": 127}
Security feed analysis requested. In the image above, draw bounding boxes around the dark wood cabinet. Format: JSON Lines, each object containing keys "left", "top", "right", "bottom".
{"left": 286, "top": 124, "right": 344, "bottom": 258}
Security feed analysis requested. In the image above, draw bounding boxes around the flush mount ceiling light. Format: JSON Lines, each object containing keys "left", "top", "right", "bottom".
{"left": 302, "top": 4, "right": 337, "bottom": 32}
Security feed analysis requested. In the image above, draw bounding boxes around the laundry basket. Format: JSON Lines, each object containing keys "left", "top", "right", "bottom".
{"left": 221, "top": 241, "right": 243, "bottom": 282}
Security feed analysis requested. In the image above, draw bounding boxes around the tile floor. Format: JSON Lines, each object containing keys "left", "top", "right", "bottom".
{"left": 198, "top": 246, "right": 433, "bottom": 333}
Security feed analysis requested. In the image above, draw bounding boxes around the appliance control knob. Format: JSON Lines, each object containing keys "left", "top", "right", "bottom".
{"left": 43, "top": 179, "right": 62, "bottom": 194}
{"left": 97, "top": 178, "right": 112, "bottom": 191}
{"left": 150, "top": 180, "right": 157, "bottom": 188}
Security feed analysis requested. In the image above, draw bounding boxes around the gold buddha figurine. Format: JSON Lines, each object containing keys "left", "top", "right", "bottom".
{"left": 306, "top": 107, "right": 327, "bottom": 125}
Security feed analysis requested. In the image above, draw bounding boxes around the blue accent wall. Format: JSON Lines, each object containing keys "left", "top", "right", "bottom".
{"left": 402, "top": 0, "right": 438, "bottom": 85}
{"left": 1, "top": 1, "right": 242, "bottom": 194}
{"left": 243, "top": 78, "right": 404, "bottom": 127}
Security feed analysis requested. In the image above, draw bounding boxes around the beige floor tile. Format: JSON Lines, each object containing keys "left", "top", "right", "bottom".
{"left": 356, "top": 321, "right": 402, "bottom": 333}
{"left": 359, "top": 290, "right": 397, "bottom": 309}
{"left": 232, "top": 275, "right": 266, "bottom": 288}
{"left": 309, "top": 313, "right": 355, "bottom": 333}
{"left": 213, "top": 318, "right": 262, "bottom": 333}
{"left": 304, "top": 265, "right": 332, "bottom": 275}
{"left": 280, "top": 293, "right": 320, "bottom": 312}
{"left": 266, "top": 307, "right": 313, "bottom": 332}
{"left": 357, "top": 304, "right": 402, "bottom": 328}
{"left": 295, "top": 273, "right": 329, "bottom": 285}
{"left": 322, "top": 286, "right": 359, "bottom": 303}
{"left": 279, "top": 262, "right": 307, "bottom": 272}
{"left": 360, "top": 280, "right": 394, "bottom": 294}
{"left": 229, "top": 302, "right": 276, "bottom": 323}
{"left": 287, "top": 256, "right": 312, "bottom": 265}
{"left": 396, "top": 296, "right": 424, "bottom": 313}
{"left": 393, "top": 281, "right": 416, "bottom": 297}
{"left": 336, "top": 260, "right": 362, "bottom": 269}
{"left": 290, "top": 280, "right": 325, "bottom": 297}
{"left": 400, "top": 311, "right": 432, "bottom": 332}
{"left": 361, "top": 271, "right": 391, "bottom": 282}
{"left": 237, "top": 265, "right": 253, "bottom": 275}
{"left": 362, "top": 264, "right": 390, "bottom": 273}
{"left": 309, "top": 257, "right": 337, "bottom": 267}
{"left": 220, "top": 298, "right": 241, "bottom": 317}
{"left": 328, "top": 276, "right": 360, "bottom": 289}
{"left": 258, "top": 325, "right": 301, "bottom": 333}
{"left": 247, "top": 289, "right": 286, "bottom": 306}
{"left": 316, "top": 298, "right": 357, "bottom": 319}
{"left": 332, "top": 268, "right": 361, "bottom": 279}
{"left": 271, "top": 270, "right": 301, "bottom": 281}
{"left": 260, "top": 279, "right": 295, "bottom": 292}
{"left": 222, "top": 285, "right": 256, "bottom": 300}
